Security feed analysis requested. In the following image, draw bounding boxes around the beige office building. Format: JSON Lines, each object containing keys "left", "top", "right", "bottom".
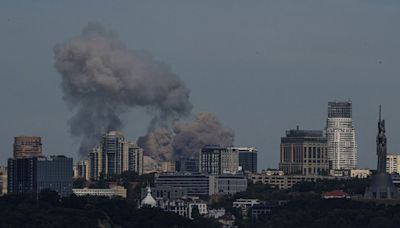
{"left": 279, "top": 127, "right": 329, "bottom": 176}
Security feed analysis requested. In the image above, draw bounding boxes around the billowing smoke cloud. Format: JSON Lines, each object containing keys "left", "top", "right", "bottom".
{"left": 54, "top": 22, "right": 192, "bottom": 157}
{"left": 138, "top": 112, "right": 235, "bottom": 162}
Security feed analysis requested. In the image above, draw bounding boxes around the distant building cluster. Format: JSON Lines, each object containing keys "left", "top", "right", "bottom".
{"left": 6, "top": 136, "right": 73, "bottom": 198}
{"left": 76, "top": 131, "right": 144, "bottom": 180}
{"left": 279, "top": 101, "right": 358, "bottom": 176}
{"left": 5, "top": 99, "right": 400, "bottom": 223}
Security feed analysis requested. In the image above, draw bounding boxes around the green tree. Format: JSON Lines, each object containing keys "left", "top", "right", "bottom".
{"left": 38, "top": 188, "right": 60, "bottom": 206}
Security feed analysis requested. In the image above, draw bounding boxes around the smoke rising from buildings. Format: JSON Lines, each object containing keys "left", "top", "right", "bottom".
{"left": 138, "top": 112, "right": 235, "bottom": 162}
{"left": 54, "top": 22, "right": 192, "bottom": 157}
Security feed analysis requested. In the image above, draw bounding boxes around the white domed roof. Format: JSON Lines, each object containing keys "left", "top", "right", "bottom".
{"left": 141, "top": 186, "right": 156, "bottom": 207}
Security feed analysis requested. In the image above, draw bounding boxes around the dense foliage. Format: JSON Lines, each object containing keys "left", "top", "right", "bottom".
{"left": 213, "top": 179, "right": 399, "bottom": 228}
{"left": 248, "top": 196, "right": 400, "bottom": 228}
{"left": 0, "top": 192, "right": 220, "bottom": 228}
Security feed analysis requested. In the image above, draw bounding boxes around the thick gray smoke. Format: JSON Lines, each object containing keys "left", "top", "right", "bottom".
{"left": 138, "top": 112, "right": 235, "bottom": 162}
{"left": 54, "top": 22, "right": 192, "bottom": 157}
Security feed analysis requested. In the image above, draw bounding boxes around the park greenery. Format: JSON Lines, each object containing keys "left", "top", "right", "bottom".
{"left": 0, "top": 190, "right": 220, "bottom": 228}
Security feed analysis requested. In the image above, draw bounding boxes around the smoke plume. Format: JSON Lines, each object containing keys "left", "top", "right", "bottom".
{"left": 54, "top": 22, "right": 192, "bottom": 157}
{"left": 138, "top": 112, "right": 234, "bottom": 162}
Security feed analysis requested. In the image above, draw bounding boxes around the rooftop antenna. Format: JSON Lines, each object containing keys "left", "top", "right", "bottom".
{"left": 379, "top": 104, "right": 382, "bottom": 122}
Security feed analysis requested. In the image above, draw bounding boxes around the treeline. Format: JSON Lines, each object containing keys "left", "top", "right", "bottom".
{"left": 248, "top": 196, "right": 400, "bottom": 228}
{"left": 0, "top": 191, "right": 221, "bottom": 228}
{"left": 213, "top": 178, "right": 398, "bottom": 227}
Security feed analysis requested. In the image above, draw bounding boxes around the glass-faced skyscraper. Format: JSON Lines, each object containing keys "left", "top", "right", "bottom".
{"left": 326, "top": 101, "right": 357, "bottom": 170}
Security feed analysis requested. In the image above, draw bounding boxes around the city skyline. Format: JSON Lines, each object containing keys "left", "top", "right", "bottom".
{"left": 1, "top": 1, "right": 400, "bottom": 170}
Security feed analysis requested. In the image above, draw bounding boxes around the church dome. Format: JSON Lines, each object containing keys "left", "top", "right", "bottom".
{"left": 141, "top": 186, "right": 156, "bottom": 207}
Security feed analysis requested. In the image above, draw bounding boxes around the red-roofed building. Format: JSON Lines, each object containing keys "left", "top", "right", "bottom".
{"left": 322, "top": 190, "right": 350, "bottom": 199}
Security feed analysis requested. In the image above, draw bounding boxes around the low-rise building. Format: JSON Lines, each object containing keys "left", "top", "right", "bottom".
{"left": 387, "top": 154, "right": 400, "bottom": 174}
{"left": 350, "top": 169, "right": 371, "bottom": 179}
{"left": 155, "top": 173, "right": 216, "bottom": 197}
{"left": 141, "top": 186, "right": 187, "bottom": 200}
{"left": 73, "top": 185, "right": 127, "bottom": 198}
{"left": 322, "top": 190, "right": 350, "bottom": 199}
{"left": 216, "top": 174, "right": 247, "bottom": 195}
{"left": 233, "top": 198, "right": 261, "bottom": 218}
{"left": 207, "top": 208, "right": 226, "bottom": 219}
{"left": 249, "top": 172, "right": 339, "bottom": 189}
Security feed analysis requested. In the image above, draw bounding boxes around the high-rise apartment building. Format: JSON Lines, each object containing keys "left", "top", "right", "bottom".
{"left": 125, "top": 142, "right": 144, "bottom": 175}
{"left": 85, "top": 131, "right": 144, "bottom": 179}
{"left": 279, "top": 127, "right": 329, "bottom": 176}
{"left": 235, "top": 147, "right": 258, "bottom": 173}
{"left": 13, "top": 136, "right": 42, "bottom": 159}
{"left": 326, "top": 101, "right": 357, "bottom": 170}
{"left": 386, "top": 154, "right": 400, "bottom": 174}
{"left": 199, "top": 146, "right": 239, "bottom": 175}
{"left": 102, "top": 131, "right": 125, "bottom": 175}
{"left": 88, "top": 147, "right": 102, "bottom": 180}
{"left": 74, "top": 160, "right": 89, "bottom": 180}
{"left": 7, "top": 156, "right": 73, "bottom": 197}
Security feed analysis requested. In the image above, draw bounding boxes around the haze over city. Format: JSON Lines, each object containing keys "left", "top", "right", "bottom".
{"left": 1, "top": 1, "right": 400, "bottom": 170}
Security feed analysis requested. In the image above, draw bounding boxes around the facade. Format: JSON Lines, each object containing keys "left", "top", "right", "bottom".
{"left": 0, "top": 167, "right": 7, "bottom": 196}
{"left": 249, "top": 172, "right": 339, "bottom": 189}
{"left": 157, "top": 197, "right": 208, "bottom": 219}
{"left": 88, "top": 147, "right": 102, "bottom": 180}
{"left": 350, "top": 169, "right": 371, "bottom": 179}
{"left": 13, "top": 136, "right": 42, "bottom": 159}
{"left": 175, "top": 158, "right": 199, "bottom": 173}
{"left": 199, "top": 146, "right": 239, "bottom": 175}
{"left": 386, "top": 154, "right": 400, "bottom": 174}
{"left": 8, "top": 156, "right": 73, "bottom": 197}
{"left": 279, "top": 127, "right": 329, "bottom": 176}
{"left": 251, "top": 201, "right": 280, "bottom": 221}
{"left": 161, "top": 161, "right": 176, "bottom": 173}
{"left": 36, "top": 156, "right": 73, "bottom": 197}
{"left": 155, "top": 173, "right": 216, "bottom": 197}
{"left": 233, "top": 199, "right": 261, "bottom": 208}
{"left": 7, "top": 157, "right": 37, "bottom": 197}
{"left": 235, "top": 147, "right": 258, "bottom": 173}
{"left": 101, "top": 131, "right": 125, "bottom": 176}
{"left": 126, "top": 143, "right": 144, "bottom": 175}
{"left": 74, "top": 160, "right": 89, "bottom": 180}
{"left": 326, "top": 101, "right": 357, "bottom": 170}
{"left": 216, "top": 174, "right": 248, "bottom": 195}
{"left": 142, "top": 186, "right": 187, "bottom": 200}
{"left": 73, "top": 185, "right": 127, "bottom": 198}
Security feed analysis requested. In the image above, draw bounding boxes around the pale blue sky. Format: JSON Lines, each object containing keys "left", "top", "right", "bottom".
{"left": 1, "top": 1, "right": 400, "bottom": 169}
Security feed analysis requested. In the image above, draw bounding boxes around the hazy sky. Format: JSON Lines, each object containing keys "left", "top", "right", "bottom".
{"left": 1, "top": 1, "right": 400, "bottom": 170}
